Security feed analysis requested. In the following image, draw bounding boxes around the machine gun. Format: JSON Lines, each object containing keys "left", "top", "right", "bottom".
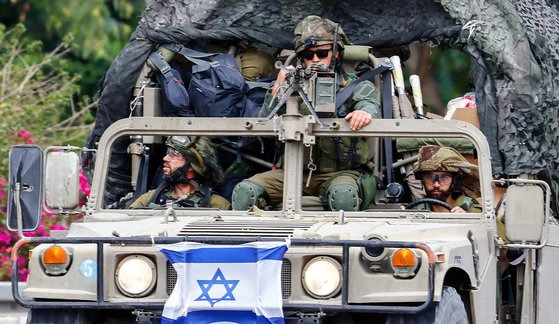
{"left": 264, "top": 60, "right": 337, "bottom": 128}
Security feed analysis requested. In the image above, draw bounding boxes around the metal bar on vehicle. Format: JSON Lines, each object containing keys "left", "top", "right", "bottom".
{"left": 97, "top": 241, "right": 103, "bottom": 304}
{"left": 341, "top": 244, "right": 349, "bottom": 305}
{"left": 11, "top": 236, "right": 435, "bottom": 314}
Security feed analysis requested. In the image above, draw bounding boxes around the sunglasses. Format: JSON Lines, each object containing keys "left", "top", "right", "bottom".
{"left": 166, "top": 147, "right": 183, "bottom": 159}
{"left": 301, "top": 48, "right": 332, "bottom": 60}
{"left": 422, "top": 173, "right": 453, "bottom": 185}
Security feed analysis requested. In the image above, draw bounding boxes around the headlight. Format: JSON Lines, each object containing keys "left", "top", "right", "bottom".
{"left": 41, "top": 245, "right": 72, "bottom": 276}
{"left": 302, "top": 256, "right": 342, "bottom": 299}
{"left": 390, "top": 248, "right": 419, "bottom": 278}
{"left": 115, "top": 255, "right": 156, "bottom": 297}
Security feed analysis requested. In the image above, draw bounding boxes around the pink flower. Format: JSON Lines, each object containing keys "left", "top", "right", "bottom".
{"left": 50, "top": 224, "right": 67, "bottom": 231}
{"left": 17, "top": 130, "right": 35, "bottom": 144}
{"left": 79, "top": 171, "right": 91, "bottom": 197}
{"left": 18, "top": 268, "right": 29, "bottom": 282}
{"left": 0, "top": 232, "right": 12, "bottom": 245}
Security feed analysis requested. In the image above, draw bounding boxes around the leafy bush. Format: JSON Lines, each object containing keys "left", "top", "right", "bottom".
{"left": 0, "top": 23, "right": 93, "bottom": 281}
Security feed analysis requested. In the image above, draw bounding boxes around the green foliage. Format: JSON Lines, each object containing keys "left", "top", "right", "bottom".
{"left": 1, "top": 0, "right": 145, "bottom": 98}
{"left": 431, "top": 47, "right": 472, "bottom": 105}
{"left": 0, "top": 23, "right": 93, "bottom": 281}
{"left": 0, "top": 23, "right": 93, "bottom": 178}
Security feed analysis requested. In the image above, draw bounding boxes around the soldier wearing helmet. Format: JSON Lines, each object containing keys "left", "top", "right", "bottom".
{"left": 232, "top": 16, "right": 380, "bottom": 212}
{"left": 129, "top": 136, "right": 230, "bottom": 209}
{"left": 413, "top": 145, "right": 481, "bottom": 213}
{"left": 268, "top": 15, "right": 380, "bottom": 130}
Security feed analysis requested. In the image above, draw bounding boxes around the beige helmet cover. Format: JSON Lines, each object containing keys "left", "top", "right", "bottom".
{"left": 414, "top": 145, "right": 478, "bottom": 178}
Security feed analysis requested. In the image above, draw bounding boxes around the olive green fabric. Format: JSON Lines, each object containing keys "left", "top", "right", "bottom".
{"left": 261, "top": 78, "right": 380, "bottom": 173}
{"left": 454, "top": 194, "right": 482, "bottom": 213}
{"left": 250, "top": 65, "right": 380, "bottom": 210}
{"left": 414, "top": 145, "right": 478, "bottom": 177}
{"left": 238, "top": 47, "right": 277, "bottom": 81}
{"left": 358, "top": 172, "right": 377, "bottom": 209}
{"left": 129, "top": 187, "right": 230, "bottom": 210}
{"left": 245, "top": 169, "right": 361, "bottom": 208}
{"left": 396, "top": 138, "right": 475, "bottom": 154}
{"left": 293, "top": 15, "right": 349, "bottom": 53}
{"left": 262, "top": 78, "right": 381, "bottom": 120}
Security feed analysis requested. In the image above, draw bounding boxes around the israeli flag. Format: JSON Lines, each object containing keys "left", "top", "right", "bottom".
{"left": 159, "top": 241, "right": 289, "bottom": 324}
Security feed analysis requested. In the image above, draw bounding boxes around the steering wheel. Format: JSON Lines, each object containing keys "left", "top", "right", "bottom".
{"left": 405, "top": 198, "right": 453, "bottom": 211}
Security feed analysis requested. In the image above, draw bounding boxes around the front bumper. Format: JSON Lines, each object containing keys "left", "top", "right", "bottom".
{"left": 12, "top": 236, "right": 435, "bottom": 315}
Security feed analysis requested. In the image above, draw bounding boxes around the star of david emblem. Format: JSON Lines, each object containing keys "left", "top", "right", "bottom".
{"left": 195, "top": 268, "right": 239, "bottom": 307}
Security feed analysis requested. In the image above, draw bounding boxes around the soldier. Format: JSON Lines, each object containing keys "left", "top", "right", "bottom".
{"left": 413, "top": 145, "right": 481, "bottom": 213}
{"left": 130, "top": 136, "right": 230, "bottom": 209}
{"left": 232, "top": 15, "right": 381, "bottom": 211}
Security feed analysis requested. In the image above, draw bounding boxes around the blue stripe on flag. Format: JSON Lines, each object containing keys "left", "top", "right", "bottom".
{"left": 161, "top": 310, "right": 285, "bottom": 324}
{"left": 161, "top": 246, "right": 288, "bottom": 264}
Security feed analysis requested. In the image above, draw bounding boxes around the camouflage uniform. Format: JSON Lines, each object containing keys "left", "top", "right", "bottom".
{"left": 232, "top": 16, "right": 380, "bottom": 211}
{"left": 129, "top": 187, "right": 230, "bottom": 209}
{"left": 130, "top": 136, "right": 230, "bottom": 209}
{"left": 413, "top": 145, "right": 481, "bottom": 212}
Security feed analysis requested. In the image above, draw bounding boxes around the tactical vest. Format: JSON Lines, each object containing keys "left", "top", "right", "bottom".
{"left": 298, "top": 83, "right": 371, "bottom": 173}
{"left": 148, "top": 182, "right": 211, "bottom": 208}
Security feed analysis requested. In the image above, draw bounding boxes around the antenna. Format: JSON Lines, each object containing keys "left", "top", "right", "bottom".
{"left": 331, "top": 23, "right": 339, "bottom": 69}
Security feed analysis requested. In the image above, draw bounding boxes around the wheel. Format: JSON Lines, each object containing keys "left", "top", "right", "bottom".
{"left": 27, "top": 309, "right": 137, "bottom": 324}
{"left": 27, "top": 309, "right": 90, "bottom": 324}
{"left": 386, "top": 286, "right": 469, "bottom": 324}
{"left": 405, "top": 198, "right": 453, "bottom": 211}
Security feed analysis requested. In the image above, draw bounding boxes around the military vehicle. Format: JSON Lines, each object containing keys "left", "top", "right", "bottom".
{"left": 6, "top": 0, "right": 559, "bottom": 323}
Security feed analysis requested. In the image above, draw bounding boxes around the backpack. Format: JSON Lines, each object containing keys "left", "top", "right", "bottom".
{"left": 160, "top": 44, "right": 271, "bottom": 118}
{"left": 148, "top": 50, "right": 194, "bottom": 117}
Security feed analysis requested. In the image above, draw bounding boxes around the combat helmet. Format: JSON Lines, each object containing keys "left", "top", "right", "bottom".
{"left": 413, "top": 145, "right": 478, "bottom": 179}
{"left": 166, "top": 136, "right": 224, "bottom": 185}
{"left": 294, "top": 15, "right": 349, "bottom": 54}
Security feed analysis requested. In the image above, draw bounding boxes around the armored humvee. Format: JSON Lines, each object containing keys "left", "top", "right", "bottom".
{"left": 7, "top": 0, "right": 559, "bottom": 323}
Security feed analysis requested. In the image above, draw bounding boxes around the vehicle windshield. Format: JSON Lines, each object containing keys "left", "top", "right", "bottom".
{"left": 96, "top": 127, "right": 486, "bottom": 218}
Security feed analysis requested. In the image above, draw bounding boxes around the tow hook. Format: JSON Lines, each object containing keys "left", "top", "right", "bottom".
{"left": 132, "top": 309, "right": 158, "bottom": 323}
{"left": 288, "top": 311, "right": 327, "bottom": 323}
{"left": 163, "top": 200, "right": 177, "bottom": 223}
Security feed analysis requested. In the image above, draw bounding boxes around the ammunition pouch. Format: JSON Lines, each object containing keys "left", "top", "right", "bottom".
{"left": 317, "top": 137, "right": 369, "bottom": 173}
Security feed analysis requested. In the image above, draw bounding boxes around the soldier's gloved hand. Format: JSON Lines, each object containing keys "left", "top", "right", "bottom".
{"left": 271, "top": 66, "right": 295, "bottom": 95}
{"left": 305, "top": 63, "right": 328, "bottom": 75}
{"left": 344, "top": 110, "right": 373, "bottom": 131}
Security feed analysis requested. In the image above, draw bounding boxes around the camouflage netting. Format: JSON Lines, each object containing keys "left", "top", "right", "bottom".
{"left": 88, "top": 0, "right": 559, "bottom": 199}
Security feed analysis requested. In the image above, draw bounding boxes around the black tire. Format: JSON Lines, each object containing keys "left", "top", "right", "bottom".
{"left": 27, "top": 309, "right": 139, "bottom": 324}
{"left": 386, "top": 286, "right": 469, "bottom": 324}
{"left": 27, "top": 309, "right": 90, "bottom": 324}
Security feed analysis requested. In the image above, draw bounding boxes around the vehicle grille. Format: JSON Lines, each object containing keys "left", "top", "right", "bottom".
{"left": 177, "top": 220, "right": 313, "bottom": 238}
{"left": 166, "top": 259, "right": 292, "bottom": 298}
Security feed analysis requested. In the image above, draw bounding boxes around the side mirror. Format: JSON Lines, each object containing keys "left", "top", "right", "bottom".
{"left": 45, "top": 150, "right": 81, "bottom": 211}
{"left": 505, "top": 183, "right": 545, "bottom": 244}
{"left": 7, "top": 145, "right": 43, "bottom": 232}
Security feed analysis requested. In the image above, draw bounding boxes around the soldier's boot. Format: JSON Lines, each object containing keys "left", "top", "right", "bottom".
{"left": 324, "top": 182, "right": 361, "bottom": 211}
{"left": 232, "top": 180, "right": 269, "bottom": 211}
